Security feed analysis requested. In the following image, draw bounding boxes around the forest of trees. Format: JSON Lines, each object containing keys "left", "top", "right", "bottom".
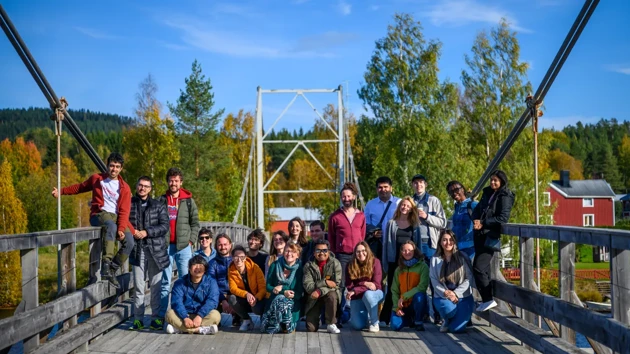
{"left": 0, "top": 14, "right": 627, "bottom": 306}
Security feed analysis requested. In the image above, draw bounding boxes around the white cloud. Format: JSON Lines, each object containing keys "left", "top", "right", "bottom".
{"left": 155, "top": 40, "right": 188, "bottom": 51}
{"left": 337, "top": 1, "right": 352, "bottom": 15}
{"left": 539, "top": 115, "right": 601, "bottom": 130}
{"left": 162, "top": 17, "right": 347, "bottom": 58}
{"left": 606, "top": 64, "right": 630, "bottom": 75}
{"left": 370, "top": 5, "right": 380, "bottom": 11}
{"left": 420, "top": 0, "right": 531, "bottom": 33}
{"left": 74, "top": 27, "right": 118, "bottom": 40}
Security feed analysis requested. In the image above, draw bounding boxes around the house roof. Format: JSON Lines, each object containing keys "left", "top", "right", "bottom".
{"left": 549, "top": 179, "right": 616, "bottom": 198}
{"left": 620, "top": 194, "right": 630, "bottom": 202}
{"left": 268, "top": 207, "right": 323, "bottom": 221}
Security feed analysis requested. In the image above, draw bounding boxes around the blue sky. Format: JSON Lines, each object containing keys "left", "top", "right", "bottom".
{"left": 0, "top": 0, "right": 628, "bottom": 132}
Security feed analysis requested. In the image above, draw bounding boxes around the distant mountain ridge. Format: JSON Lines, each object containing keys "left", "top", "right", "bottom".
{"left": 0, "top": 107, "right": 133, "bottom": 141}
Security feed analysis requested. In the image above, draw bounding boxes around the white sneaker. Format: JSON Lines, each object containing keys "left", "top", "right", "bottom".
{"left": 198, "top": 325, "right": 218, "bottom": 335}
{"left": 439, "top": 323, "right": 449, "bottom": 333}
{"left": 476, "top": 300, "right": 498, "bottom": 312}
{"left": 165, "top": 324, "right": 181, "bottom": 334}
{"left": 239, "top": 319, "right": 254, "bottom": 332}
{"left": 327, "top": 324, "right": 341, "bottom": 334}
{"left": 368, "top": 323, "right": 380, "bottom": 333}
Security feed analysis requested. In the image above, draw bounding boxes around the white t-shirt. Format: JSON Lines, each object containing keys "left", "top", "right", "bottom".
{"left": 100, "top": 178, "right": 120, "bottom": 214}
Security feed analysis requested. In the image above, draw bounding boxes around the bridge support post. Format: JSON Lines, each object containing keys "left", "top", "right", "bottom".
{"left": 559, "top": 240, "right": 576, "bottom": 344}
{"left": 59, "top": 242, "right": 77, "bottom": 329}
{"left": 519, "top": 232, "right": 536, "bottom": 326}
{"left": 20, "top": 248, "right": 39, "bottom": 352}
{"left": 89, "top": 238, "right": 102, "bottom": 317}
{"left": 611, "top": 248, "right": 630, "bottom": 327}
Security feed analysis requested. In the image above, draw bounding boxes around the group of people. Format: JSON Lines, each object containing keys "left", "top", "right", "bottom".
{"left": 54, "top": 152, "right": 515, "bottom": 336}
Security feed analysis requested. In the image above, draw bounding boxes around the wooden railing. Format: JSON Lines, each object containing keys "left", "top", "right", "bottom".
{"left": 0, "top": 222, "right": 252, "bottom": 354}
{"left": 502, "top": 268, "right": 611, "bottom": 281}
{"left": 478, "top": 224, "right": 630, "bottom": 354}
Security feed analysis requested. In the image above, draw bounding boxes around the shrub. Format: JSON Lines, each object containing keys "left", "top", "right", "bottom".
{"left": 576, "top": 289, "right": 603, "bottom": 303}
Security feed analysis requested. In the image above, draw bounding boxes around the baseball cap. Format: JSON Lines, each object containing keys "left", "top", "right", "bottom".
{"left": 411, "top": 174, "right": 427, "bottom": 183}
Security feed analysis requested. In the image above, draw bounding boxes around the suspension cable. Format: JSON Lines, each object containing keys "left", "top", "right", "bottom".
{"left": 470, "top": 0, "right": 599, "bottom": 197}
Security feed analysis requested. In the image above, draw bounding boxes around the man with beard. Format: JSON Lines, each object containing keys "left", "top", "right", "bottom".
{"left": 128, "top": 176, "right": 170, "bottom": 330}
{"left": 364, "top": 176, "right": 400, "bottom": 261}
{"left": 157, "top": 167, "right": 200, "bottom": 329}
{"left": 328, "top": 182, "right": 366, "bottom": 323}
{"left": 208, "top": 233, "right": 237, "bottom": 325}
{"left": 52, "top": 152, "right": 134, "bottom": 288}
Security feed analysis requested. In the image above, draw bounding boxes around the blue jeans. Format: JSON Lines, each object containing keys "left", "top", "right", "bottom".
{"left": 433, "top": 295, "right": 474, "bottom": 333}
{"left": 158, "top": 244, "right": 193, "bottom": 318}
{"left": 390, "top": 292, "right": 427, "bottom": 331}
{"left": 350, "top": 290, "right": 384, "bottom": 330}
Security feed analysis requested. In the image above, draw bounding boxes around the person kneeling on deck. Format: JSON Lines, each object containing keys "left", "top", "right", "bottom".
{"left": 430, "top": 229, "right": 475, "bottom": 333}
{"left": 303, "top": 239, "right": 342, "bottom": 333}
{"left": 390, "top": 240, "right": 429, "bottom": 331}
{"left": 228, "top": 245, "right": 267, "bottom": 331}
{"left": 165, "top": 255, "right": 221, "bottom": 334}
{"left": 346, "top": 241, "right": 383, "bottom": 332}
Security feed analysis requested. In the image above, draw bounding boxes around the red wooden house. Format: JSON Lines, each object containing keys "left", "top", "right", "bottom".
{"left": 545, "top": 170, "right": 616, "bottom": 261}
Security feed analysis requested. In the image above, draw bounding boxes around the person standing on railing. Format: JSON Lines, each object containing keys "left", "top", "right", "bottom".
{"left": 128, "top": 176, "right": 170, "bottom": 331}
{"left": 447, "top": 181, "right": 478, "bottom": 261}
{"left": 158, "top": 167, "right": 200, "bottom": 328}
{"left": 52, "top": 152, "right": 134, "bottom": 288}
{"left": 472, "top": 170, "right": 515, "bottom": 312}
{"left": 430, "top": 229, "right": 475, "bottom": 333}
{"left": 247, "top": 228, "right": 269, "bottom": 273}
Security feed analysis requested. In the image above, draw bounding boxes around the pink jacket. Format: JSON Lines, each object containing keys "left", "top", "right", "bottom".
{"left": 328, "top": 208, "right": 366, "bottom": 254}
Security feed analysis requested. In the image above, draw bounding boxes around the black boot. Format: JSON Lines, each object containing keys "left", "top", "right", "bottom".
{"left": 102, "top": 259, "right": 120, "bottom": 288}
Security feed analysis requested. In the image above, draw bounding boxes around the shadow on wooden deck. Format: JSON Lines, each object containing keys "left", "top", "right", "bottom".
{"left": 85, "top": 314, "right": 530, "bottom": 354}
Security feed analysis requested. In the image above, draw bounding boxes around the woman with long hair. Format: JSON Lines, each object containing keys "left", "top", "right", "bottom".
{"left": 381, "top": 196, "right": 424, "bottom": 323}
{"left": 266, "top": 231, "right": 289, "bottom": 277}
{"left": 430, "top": 229, "right": 475, "bottom": 333}
{"left": 472, "top": 170, "right": 515, "bottom": 312}
{"left": 260, "top": 243, "right": 304, "bottom": 334}
{"left": 389, "top": 240, "right": 429, "bottom": 331}
{"left": 346, "top": 241, "right": 383, "bottom": 332}
{"left": 288, "top": 217, "right": 312, "bottom": 264}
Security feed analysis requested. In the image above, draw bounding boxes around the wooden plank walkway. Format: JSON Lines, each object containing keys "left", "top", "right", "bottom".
{"left": 86, "top": 314, "right": 533, "bottom": 354}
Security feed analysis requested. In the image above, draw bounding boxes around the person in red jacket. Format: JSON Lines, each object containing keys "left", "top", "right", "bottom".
{"left": 328, "top": 182, "right": 366, "bottom": 322}
{"left": 52, "top": 152, "right": 134, "bottom": 288}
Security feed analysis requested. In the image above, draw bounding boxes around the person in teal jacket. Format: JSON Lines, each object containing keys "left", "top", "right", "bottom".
{"left": 260, "top": 243, "right": 304, "bottom": 334}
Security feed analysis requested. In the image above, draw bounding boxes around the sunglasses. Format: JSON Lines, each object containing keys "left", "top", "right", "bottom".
{"left": 199, "top": 236, "right": 211, "bottom": 241}
{"left": 314, "top": 249, "right": 329, "bottom": 254}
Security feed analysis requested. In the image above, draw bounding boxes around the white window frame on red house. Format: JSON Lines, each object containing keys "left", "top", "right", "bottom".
{"left": 583, "top": 198, "right": 594, "bottom": 207}
{"left": 583, "top": 214, "right": 595, "bottom": 227}
{"left": 543, "top": 192, "right": 551, "bottom": 206}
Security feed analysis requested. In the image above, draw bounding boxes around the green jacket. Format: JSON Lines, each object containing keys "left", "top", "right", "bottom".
{"left": 159, "top": 190, "right": 200, "bottom": 251}
{"left": 391, "top": 260, "right": 429, "bottom": 311}
{"left": 266, "top": 261, "right": 304, "bottom": 316}
{"left": 302, "top": 253, "right": 342, "bottom": 315}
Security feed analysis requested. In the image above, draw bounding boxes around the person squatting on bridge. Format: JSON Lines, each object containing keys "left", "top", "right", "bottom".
{"left": 52, "top": 152, "right": 134, "bottom": 288}
{"left": 430, "top": 229, "right": 476, "bottom": 333}
{"left": 165, "top": 255, "right": 222, "bottom": 334}
{"left": 128, "top": 175, "right": 171, "bottom": 331}
{"left": 472, "top": 170, "right": 515, "bottom": 313}
{"left": 261, "top": 242, "right": 304, "bottom": 334}
{"left": 208, "top": 233, "right": 236, "bottom": 325}
{"left": 228, "top": 245, "right": 267, "bottom": 332}
{"left": 346, "top": 241, "right": 384, "bottom": 333}
{"left": 303, "top": 239, "right": 343, "bottom": 334}
{"left": 389, "top": 240, "right": 430, "bottom": 331}
{"left": 158, "top": 167, "right": 200, "bottom": 328}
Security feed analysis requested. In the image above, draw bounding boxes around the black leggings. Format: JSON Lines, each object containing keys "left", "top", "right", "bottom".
{"left": 473, "top": 247, "right": 494, "bottom": 302}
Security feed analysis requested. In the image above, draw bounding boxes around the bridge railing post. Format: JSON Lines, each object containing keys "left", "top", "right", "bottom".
{"left": 88, "top": 238, "right": 102, "bottom": 317}
{"left": 558, "top": 233, "right": 576, "bottom": 345}
{"left": 611, "top": 247, "right": 630, "bottom": 336}
{"left": 59, "top": 242, "right": 77, "bottom": 329}
{"left": 21, "top": 247, "right": 39, "bottom": 353}
{"left": 519, "top": 228, "right": 536, "bottom": 326}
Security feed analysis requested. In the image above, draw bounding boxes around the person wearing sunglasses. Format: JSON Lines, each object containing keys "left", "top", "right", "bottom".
{"left": 302, "top": 239, "right": 342, "bottom": 334}
{"left": 446, "top": 181, "right": 478, "bottom": 261}
{"left": 195, "top": 228, "right": 216, "bottom": 263}
{"left": 228, "top": 245, "right": 267, "bottom": 331}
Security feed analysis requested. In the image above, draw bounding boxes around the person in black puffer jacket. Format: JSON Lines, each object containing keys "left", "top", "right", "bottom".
{"left": 128, "top": 176, "right": 170, "bottom": 331}
{"left": 471, "top": 170, "right": 515, "bottom": 313}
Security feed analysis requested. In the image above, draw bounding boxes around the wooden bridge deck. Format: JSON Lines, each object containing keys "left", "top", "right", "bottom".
{"left": 86, "top": 315, "right": 532, "bottom": 354}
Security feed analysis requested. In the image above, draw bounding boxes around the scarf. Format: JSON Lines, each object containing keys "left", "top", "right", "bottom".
{"left": 404, "top": 257, "right": 419, "bottom": 267}
{"left": 275, "top": 257, "right": 300, "bottom": 286}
